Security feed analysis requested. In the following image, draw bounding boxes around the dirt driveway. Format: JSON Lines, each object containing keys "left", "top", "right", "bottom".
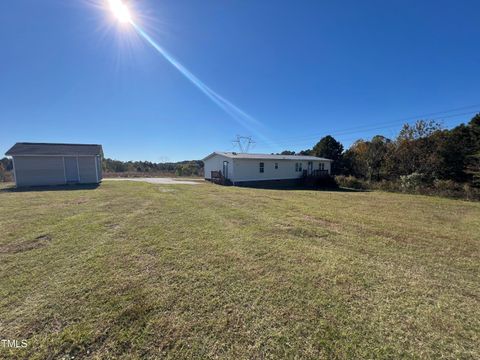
{"left": 104, "top": 178, "right": 202, "bottom": 185}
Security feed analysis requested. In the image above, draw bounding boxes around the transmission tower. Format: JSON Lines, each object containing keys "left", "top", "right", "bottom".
{"left": 232, "top": 135, "right": 255, "bottom": 153}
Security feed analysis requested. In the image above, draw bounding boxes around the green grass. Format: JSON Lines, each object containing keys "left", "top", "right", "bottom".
{"left": 0, "top": 181, "right": 479, "bottom": 359}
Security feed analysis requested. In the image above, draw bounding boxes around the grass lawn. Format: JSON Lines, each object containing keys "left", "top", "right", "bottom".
{"left": 0, "top": 181, "right": 479, "bottom": 359}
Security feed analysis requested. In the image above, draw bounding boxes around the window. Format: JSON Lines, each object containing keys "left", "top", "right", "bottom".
{"left": 319, "top": 163, "right": 325, "bottom": 170}
{"left": 259, "top": 162, "right": 264, "bottom": 173}
{"left": 298, "top": 162, "right": 303, "bottom": 172}
{"left": 295, "top": 163, "right": 299, "bottom": 172}
{"left": 275, "top": 162, "right": 278, "bottom": 169}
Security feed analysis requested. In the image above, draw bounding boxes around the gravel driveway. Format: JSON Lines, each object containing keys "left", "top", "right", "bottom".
{"left": 104, "top": 178, "right": 202, "bottom": 185}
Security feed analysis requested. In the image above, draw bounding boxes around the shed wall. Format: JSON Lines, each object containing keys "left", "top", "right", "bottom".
{"left": 96, "top": 156, "right": 103, "bottom": 180}
{"left": 14, "top": 156, "right": 65, "bottom": 187}
{"left": 78, "top": 157, "right": 98, "bottom": 183}
{"left": 13, "top": 155, "right": 101, "bottom": 187}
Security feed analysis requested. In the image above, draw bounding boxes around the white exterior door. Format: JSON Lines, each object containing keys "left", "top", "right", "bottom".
{"left": 222, "top": 161, "right": 229, "bottom": 179}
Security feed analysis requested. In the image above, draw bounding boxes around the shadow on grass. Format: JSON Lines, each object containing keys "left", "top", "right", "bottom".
{"left": 235, "top": 184, "right": 367, "bottom": 192}
{"left": 0, "top": 183, "right": 100, "bottom": 193}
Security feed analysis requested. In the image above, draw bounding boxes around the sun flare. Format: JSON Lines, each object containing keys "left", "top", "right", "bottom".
{"left": 108, "top": 0, "right": 132, "bottom": 23}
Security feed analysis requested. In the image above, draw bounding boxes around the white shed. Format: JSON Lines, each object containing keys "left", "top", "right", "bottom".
{"left": 203, "top": 152, "right": 333, "bottom": 186}
{"left": 5, "top": 143, "right": 103, "bottom": 188}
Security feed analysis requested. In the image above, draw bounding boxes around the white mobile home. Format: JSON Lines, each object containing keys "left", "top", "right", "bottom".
{"left": 203, "top": 152, "right": 332, "bottom": 186}
{"left": 5, "top": 143, "right": 103, "bottom": 187}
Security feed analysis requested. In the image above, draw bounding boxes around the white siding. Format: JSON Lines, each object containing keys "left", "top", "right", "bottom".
{"left": 14, "top": 156, "right": 65, "bottom": 187}
{"left": 203, "top": 154, "right": 234, "bottom": 180}
{"left": 96, "top": 156, "right": 103, "bottom": 181}
{"left": 233, "top": 159, "right": 329, "bottom": 182}
{"left": 78, "top": 156, "right": 98, "bottom": 184}
{"left": 13, "top": 155, "right": 102, "bottom": 187}
{"left": 204, "top": 154, "right": 331, "bottom": 183}
{"left": 320, "top": 161, "right": 331, "bottom": 173}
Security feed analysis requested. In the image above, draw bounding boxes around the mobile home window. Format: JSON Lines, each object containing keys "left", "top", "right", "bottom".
{"left": 295, "top": 163, "right": 299, "bottom": 172}
{"left": 259, "top": 162, "right": 264, "bottom": 173}
{"left": 298, "top": 163, "right": 303, "bottom": 172}
{"left": 275, "top": 162, "right": 278, "bottom": 169}
{"left": 319, "top": 163, "right": 325, "bottom": 170}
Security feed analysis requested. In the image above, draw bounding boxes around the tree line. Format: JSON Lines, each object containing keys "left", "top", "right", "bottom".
{"left": 279, "top": 113, "right": 480, "bottom": 198}
{"left": 102, "top": 158, "right": 204, "bottom": 177}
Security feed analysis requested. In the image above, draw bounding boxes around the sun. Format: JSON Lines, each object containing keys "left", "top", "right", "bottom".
{"left": 108, "top": 0, "right": 132, "bottom": 23}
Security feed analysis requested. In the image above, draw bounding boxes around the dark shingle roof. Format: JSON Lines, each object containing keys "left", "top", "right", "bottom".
{"left": 5, "top": 143, "right": 103, "bottom": 156}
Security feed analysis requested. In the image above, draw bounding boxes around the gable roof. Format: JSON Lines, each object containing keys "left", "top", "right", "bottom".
{"left": 203, "top": 152, "right": 332, "bottom": 162}
{"left": 5, "top": 143, "right": 103, "bottom": 156}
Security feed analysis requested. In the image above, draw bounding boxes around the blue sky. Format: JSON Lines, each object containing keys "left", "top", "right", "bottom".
{"left": 1, "top": 0, "right": 479, "bottom": 161}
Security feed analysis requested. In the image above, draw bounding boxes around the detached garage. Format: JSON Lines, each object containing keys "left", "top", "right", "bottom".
{"left": 5, "top": 142, "right": 103, "bottom": 187}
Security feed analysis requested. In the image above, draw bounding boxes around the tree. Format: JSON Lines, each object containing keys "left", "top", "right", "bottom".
{"left": 365, "top": 136, "right": 392, "bottom": 180}
{"left": 465, "top": 114, "right": 480, "bottom": 185}
{"left": 298, "top": 149, "right": 312, "bottom": 156}
{"left": 280, "top": 150, "right": 295, "bottom": 155}
{"left": 311, "top": 135, "right": 344, "bottom": 174}
{"left": 0, "top": 162, "right": 5, "bottom": 182}
{"left": 312, "top": 135, "right": 343, "bottom": 160}
{"left": 343, "top": 140, "right": 368, "bottom": 178}
{"left": 0, "top": 158, "right": 12, "bottom": 183}
{"left": 0, "top": 157, "right": 12, "bottom": 171}
{"left": 397, "top": 119, "right": 443, "bottom": 141}
{"left": 469, "top": 113, "right": 480, "bottom": 129}
{"left": 394, "top": 120, "right": 444, "bottom": 180}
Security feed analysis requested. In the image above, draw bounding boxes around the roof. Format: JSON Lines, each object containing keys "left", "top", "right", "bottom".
{"left": 203, "top": 152, "right": 333, "bottom": 162}
{"left": 5, "top": 143, "right": 103, "bottom": 156}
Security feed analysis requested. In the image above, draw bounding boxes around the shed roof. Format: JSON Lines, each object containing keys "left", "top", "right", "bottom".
{"left": 203, "top": 152, "right": 332, "bottom": 162}
{"left": 5, "top": 143, "right": 103, "bottom": 156}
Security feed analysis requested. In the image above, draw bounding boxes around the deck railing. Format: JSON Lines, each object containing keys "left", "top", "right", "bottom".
{"left": 302, "top": 170, "right": 329, "bottom": 177}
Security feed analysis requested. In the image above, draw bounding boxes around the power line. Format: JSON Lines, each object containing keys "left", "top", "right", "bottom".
{"left": 254, "top": 107, "right": 479, "bottom": 149}
{"left": 282, "top": 103, "right": 480, "bottom": 143}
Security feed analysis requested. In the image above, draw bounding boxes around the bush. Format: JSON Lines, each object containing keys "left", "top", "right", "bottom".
{"left": 305, "top": 175, "right": 339, "bottom": 189}
{"left": 371, "top": 180, "right": 401, "bottom": 192}
{"left": 399, "top": 172, "right": 426, "bottom": 192}
{"left": 0, "top": 170, "right": 13, "bottom": 183}
{"left": 336, "top": 174, "right": 480, "bottom": 201}
{"left": 433, "top": 179, "right": 459, "bottom": 191}
{"left": 335, "top": 175, "right": 367, "bottom": 190}
{"left": 462, "top": 183, "right": 480, "bottom": 200}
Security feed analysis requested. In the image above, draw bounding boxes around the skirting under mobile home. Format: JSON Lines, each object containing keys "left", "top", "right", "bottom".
{"left": 203, "top": 152, "right": 333, "bottom": 186}
{"left": 5, "top": 143, "right": 103, "bottom": 188}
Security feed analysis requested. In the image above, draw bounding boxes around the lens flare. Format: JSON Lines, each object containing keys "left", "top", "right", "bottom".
{"left": 131, "top": 23, "right": 265, "bottom": 134}
{"left": 106, "top": 0, "right": 276, "bottom": 148}
{"left": 108, "top": 0, "right": 132, "bottom": 23}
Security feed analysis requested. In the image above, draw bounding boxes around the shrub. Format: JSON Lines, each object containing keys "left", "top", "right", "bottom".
{"left": 335, "top": 175, "right": 367, "bottom": 190}
{"left": 310, "top": 175, "right": 339, "bottom": 189}
{"left": 372, "top": 180, "right": 401, "bottom": 192}
{"left": 0, "top": 170, "right": 13, "bottom": 183}
{"left": 433, "top": 179, "right": 459, "bottom": 191}
{"left": 400, "top": 172, "right": 425, "bottom": 192}
{"left": 336, "top": 174, "right": 480, "bottom": 201}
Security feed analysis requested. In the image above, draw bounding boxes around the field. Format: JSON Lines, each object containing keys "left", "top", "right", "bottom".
{"left": 0, "top": 181, "right": 479, "bottom": 359}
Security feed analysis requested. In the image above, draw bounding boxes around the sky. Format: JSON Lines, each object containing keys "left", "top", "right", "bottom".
{"left": 1, "top": 0, "right": 479, "bottom": 162}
